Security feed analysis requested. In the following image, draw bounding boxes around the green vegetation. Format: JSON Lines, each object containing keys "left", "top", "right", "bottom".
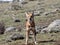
{"left": 0, "top": 0, "right": 60, "bottom": 45}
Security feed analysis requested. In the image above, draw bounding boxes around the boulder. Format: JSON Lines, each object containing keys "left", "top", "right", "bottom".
{"left": 41, "top": 19, "right": 60, "bottom": 33}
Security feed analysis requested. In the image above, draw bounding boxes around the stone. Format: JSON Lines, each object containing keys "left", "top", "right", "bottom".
{"left": 35, "top": 26, "right": 41, "bottom": 33}
{"left": 14, "top": 19, "right": 20, "bottom": 22}
{"left": 41, "top": 19, "right": 60, "bottom": 33}
{"left": 10, "top": 33, "right": 24, "bottom": 40}
{"left": 34, "top": 11, "right": 40, "bottom": 16}
{"left": 6, "top": 33, "right": 24, "bottom": 42}
{"left": 5, "top": 26, "right": 16, "bottom": 33}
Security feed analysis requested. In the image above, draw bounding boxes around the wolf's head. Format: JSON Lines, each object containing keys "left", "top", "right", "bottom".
{"left": 25, "top": 12, "right": 34, "bottom": 22}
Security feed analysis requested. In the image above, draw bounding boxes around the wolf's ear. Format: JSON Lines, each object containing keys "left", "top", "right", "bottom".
{"left": 25, "top": 12, "right": 29, "bottom": 17}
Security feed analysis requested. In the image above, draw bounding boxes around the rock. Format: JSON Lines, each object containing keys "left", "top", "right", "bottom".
{"left": 47, "top": 19, "right": 60, "bottom": 32}
{"left": 40, "top": 28, "right": 48, "bottom": 33}
{"left": 34, "top": 11, "right": 40, "bottom": 16}
{"left": 49, "top": 8, "right": 59, "bottom": 14}
{"left": 42, "top": 8, "right": 60, "bottom": 16}
{"left": 10, "top": 33, "right": 24, "bottom": 40}
{"left": 0, "top": 21, "right": 5, "bottom": 34}
{"left": 14, "top": 19, "right": 20, "bottom": 22}
{"left": 6, "top": 33, "right": 24, "bottom": 42}
{"left": 11, "top": 14, "right": 20, "bottom": 22}
{"left": 43, "top": 12, "right": 50, "bottom": 16}
{"left": 5, "top": 27, "right": 16, "bottom": 33}
{"left": 41, "top": 19, "right": 60, "bottom": 33}
{"left": 35, "top": 26, "right": 41, "bottom": 33}
{"left": 19, "top": 0, "right": 28, "bottom": 4}
{"left": 35, "top": 25, "right": 48, "bottom": 33}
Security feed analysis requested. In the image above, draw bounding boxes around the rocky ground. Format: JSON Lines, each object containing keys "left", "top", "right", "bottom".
{"left": 0, "top": 0, "right": 60, "bottom": 45}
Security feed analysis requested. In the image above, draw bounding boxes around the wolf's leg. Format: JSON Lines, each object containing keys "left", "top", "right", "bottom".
{"left": 26, "top": 30, "right": 29, "bottom": 45}
{"left": 32, "top": 29, "right": 37, "bottom": 45}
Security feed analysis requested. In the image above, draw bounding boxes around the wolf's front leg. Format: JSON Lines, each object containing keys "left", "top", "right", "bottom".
{"left": 26, "top": 30, "right": 29, "bottom": 45}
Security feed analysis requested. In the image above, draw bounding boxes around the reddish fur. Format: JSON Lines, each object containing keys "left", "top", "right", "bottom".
{"left": 26, "top": 21, "right": 35, "bottom": 27}
{"left": 25, "top": 12, "right": 36, "bottom": 45}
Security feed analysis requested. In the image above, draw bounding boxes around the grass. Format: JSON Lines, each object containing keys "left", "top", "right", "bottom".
{"left": 0, "top": 0, "right": 60, "bottom": 45}
{"left": 0, "top": 32, "right": 60, "bottom": 45}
